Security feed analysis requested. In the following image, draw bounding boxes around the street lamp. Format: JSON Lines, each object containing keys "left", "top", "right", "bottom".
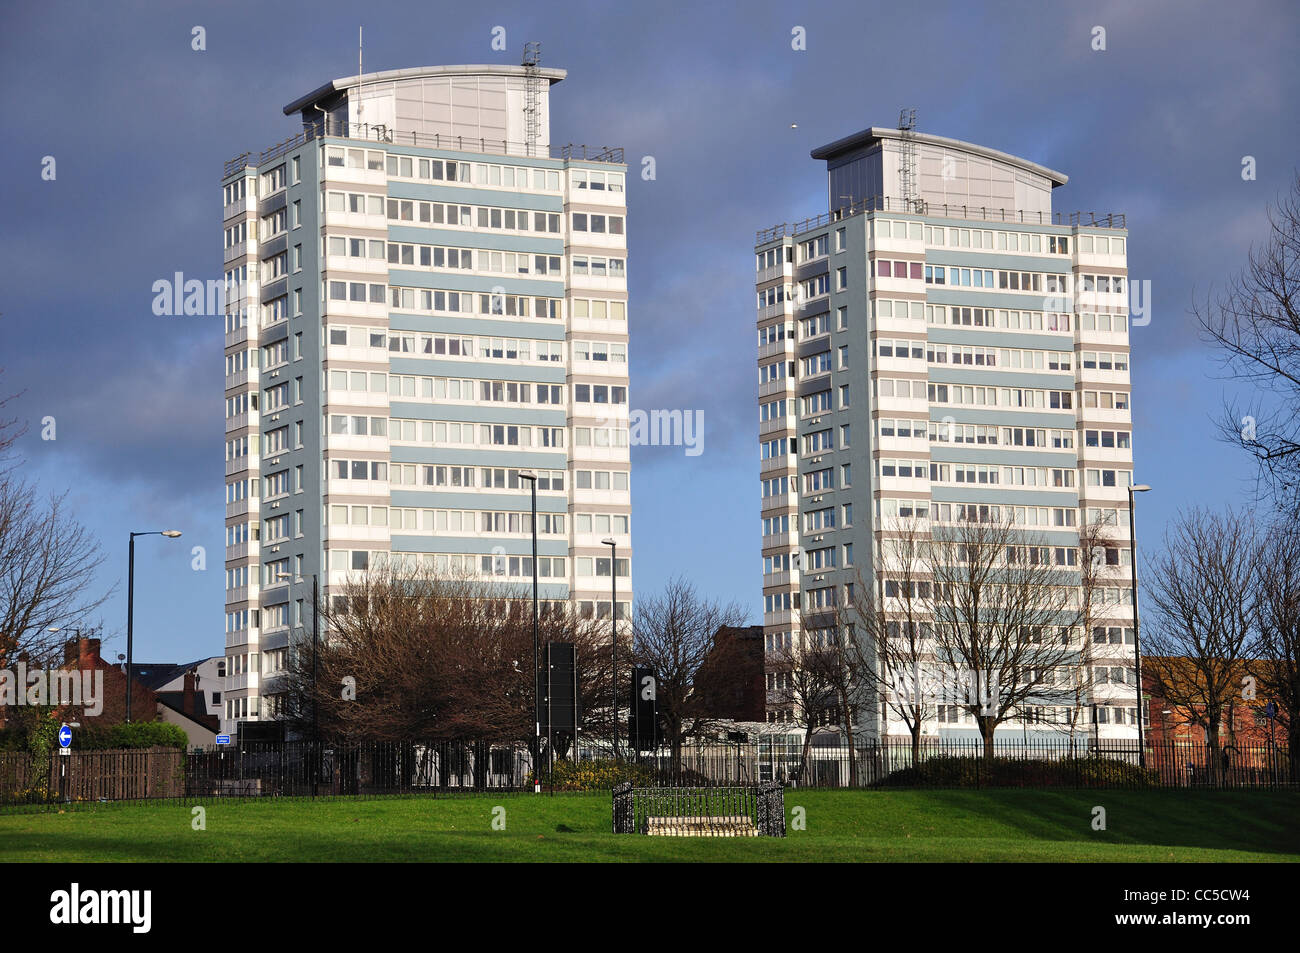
{"left": 1127, "top": 484, "right": 1151, "bottom": 768}
{"left": 126, "top": 529, "right": 182, "bottom": 722}
{"left": 518, "top": 471, "right": 540, "bottom": 788}
{"left": 602, "top": 537, "right": 618, "bottom": 761}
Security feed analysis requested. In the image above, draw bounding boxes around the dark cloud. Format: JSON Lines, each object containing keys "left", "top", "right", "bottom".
{"left": 0, "top": 0, "right": 1296, "bottom": 659}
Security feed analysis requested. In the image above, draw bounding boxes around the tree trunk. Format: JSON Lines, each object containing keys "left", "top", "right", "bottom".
{"left": 843, "top": 702, "right": 858, "bottom": 788}
{"left": 910, "top": 720, "right": 922, "bottom": 767}
{"left": 798, "top": 723, "right": 814, "bottom": 786}
{"left": 1206, "top": 719, "right": 1222, "bottom": 787}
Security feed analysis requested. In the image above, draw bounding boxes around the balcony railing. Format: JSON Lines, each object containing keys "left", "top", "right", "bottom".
{"left": 224, "top": 119, "right": 624, "bottom": 179}
{"left": 757, "top": 195, "right": 1126, "bottom": 245}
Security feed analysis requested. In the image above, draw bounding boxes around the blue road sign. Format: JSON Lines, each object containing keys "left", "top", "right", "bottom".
{"left": 215, "top": 734, "right": 231, "bottom": 745}
{"left": 58, "top": 725, "right": 72, "bottom": 748}
{"left": 1266, "top": 701, "right": 1277, "bottom": 719}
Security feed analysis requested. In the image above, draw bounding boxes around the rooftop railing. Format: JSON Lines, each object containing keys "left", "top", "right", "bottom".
{"left": 223, "top": 119, "right": 624, "bottom": 179}
{"left": 756, "top": 195, "right": 1126, "bottom": 245}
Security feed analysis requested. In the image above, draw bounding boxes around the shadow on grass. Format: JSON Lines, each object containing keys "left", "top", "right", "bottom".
{"left": 902, "top": 788, "right": 1300, "bottom": 857}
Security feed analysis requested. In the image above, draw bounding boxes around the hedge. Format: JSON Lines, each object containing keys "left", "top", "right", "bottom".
{"left": 0, "top": 721, "right": 188, "bottom": 752}
{"left": 538, "top": 758, "right": 655, "bottom": 791}
{"left": 876, "top": 755, "right": 1159, "bottom": 788}
{"left": 75, "top": 723, "right": 189, "bottom": 750}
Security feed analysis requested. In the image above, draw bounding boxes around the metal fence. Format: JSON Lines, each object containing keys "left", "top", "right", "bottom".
{"left": 1, "top": 737, "right": 1292, "bottom": 810}
{"left": 224, "top": 118, "right": 624, "bottom": 178}
{"left": 755, "top": 193, "right": 1126, "bottom": 244}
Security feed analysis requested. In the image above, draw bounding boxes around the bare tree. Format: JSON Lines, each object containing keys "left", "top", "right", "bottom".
{"left": 835, "top": 517, "right": 935, "bottom": 767}
{"left": 280, "top": 566, "right": 612, "bottom": 750}
{"left": 1057, "top": 518, "right": 1123, "bottom": 751}
{"left": 801, "top": 626, "right": 870, "bottom": 786}
{"left": 1249, "top": 522, "right": 1300, "bottom": 777}
{"left": 0, "top": 481, "right": 109, "bottom": 668}
{"left": 1199, "top": 173, "right": 1300, "bottom": 510}
{"left": 630, "top": 576, "right": 746, "bottom": 774}
{"left": 768, "top": 636, "right": 834, "bottom": 783}
{"left": 1143, "top": 509, "right": 1260, "bottom": 781}
{"left": 0, "top": 376, "right": 22, "bottom": 468}
{"left": 0, "top": 369, "right": 107, "bottom": 670}
{"left": 927, "top": 516, "right": 1085, "bottom": 761}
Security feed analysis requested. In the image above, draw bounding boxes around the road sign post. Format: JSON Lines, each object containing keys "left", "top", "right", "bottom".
{"left": 57, "top": 724, "right": 72, "bottom": 802}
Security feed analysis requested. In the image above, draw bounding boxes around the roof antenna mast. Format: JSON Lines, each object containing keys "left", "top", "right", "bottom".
{"left": 522, "top": 41, "right": 542, "bottom": 157}
{"left": 898, "top": 107, "right": 923, "bottom": 213}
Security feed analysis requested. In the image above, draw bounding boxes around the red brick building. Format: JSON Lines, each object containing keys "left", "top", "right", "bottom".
{"left": 1142, "top": 658, "right": 1280, "bottom": 747}
{"left": 57, "top": 636, "right": 158, "bottom": 726}
{"left": 693, "top": 625, "right": 766, "bottom": 723}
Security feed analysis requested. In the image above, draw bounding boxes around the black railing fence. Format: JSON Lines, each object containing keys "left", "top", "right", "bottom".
{"left": 224, "top": 119, "right": 624, "bottom": 179}
{"left": 1, "top": 737, "right": 1292, "bottom": 810}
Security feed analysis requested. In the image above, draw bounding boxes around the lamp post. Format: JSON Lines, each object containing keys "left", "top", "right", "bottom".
{"left": 126, "top": 529, "right": 182, "bottom": 722}
{"left": 518, "top": 471, "right": 540, "bottom": 789}
{"left": 602, "top": 537, "right": 618, "bottom": 761}
{"left": 1127, "top": 484, "right": 1151, "bottom": 768}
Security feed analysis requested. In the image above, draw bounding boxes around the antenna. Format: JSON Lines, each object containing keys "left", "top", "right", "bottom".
{"left": 897, "top": 107, "right": 923, "bottom": 213}
{"left": 522, "top": 41, "right": 542, "bottom": 157}
{"left": 357, "top": 26, "right": 363, "bottom": 125}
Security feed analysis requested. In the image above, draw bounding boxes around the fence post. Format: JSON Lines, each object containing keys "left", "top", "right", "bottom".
{"left": 612, "top": 781, "right": 633, "bottom": 834}
{"left": 756, "top": 781, "right": 786, "bottom": 837}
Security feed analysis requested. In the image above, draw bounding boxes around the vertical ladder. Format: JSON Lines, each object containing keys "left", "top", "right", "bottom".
{"left": 898, "top": 108, "right": 922, "bottom": 213}
{"left": 522, "top": 42, "right": 542, "bottom": 157}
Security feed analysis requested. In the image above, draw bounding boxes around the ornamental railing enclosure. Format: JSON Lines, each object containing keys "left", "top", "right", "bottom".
{"left": 612, "top": 781, "right": 786, "bottom": 837}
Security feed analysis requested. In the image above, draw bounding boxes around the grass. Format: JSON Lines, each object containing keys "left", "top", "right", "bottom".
{"left": 1, "top": 789, "right": 1297, "bottom": 862}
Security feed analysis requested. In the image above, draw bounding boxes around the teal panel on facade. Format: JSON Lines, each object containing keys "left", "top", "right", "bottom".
{"left": 390, "top": 534, "right": 570, "bottom": 558}
{"left": 389, "top": 447, "right": 567, "bottom": 468}
{"left": 930, "top": 407, "right": 1076, "bottom": 428}
{"left": 387, "top": 225, "right": 566, "bottom": 254}
{"left": 390, "top": 490, "right": 569, "bottom": 513}
{"left": 387, "top": 181, "right": 563, "bottom": 211}
{"left": 388, "top": 268, "right": 564, "bottom": 297}
{"left": 388, "top": 358, "right": 567, "bottom": 384}
{"left": 925, "top": 290, "right": 1074, "bottom": 311}
{"left": 388, "top": 399, "right": 567, "bottom": 426}
{"left": 927, "top": 250, "right": 1071, "bottom": 272}
{"left": 387, "top": 313, "right": 568, "bottom": 340}
{"left": 932, "top": 447, "right": 1078, "bottom": 468}
{"left": 931, "top": 368, "right": 1076, "bottom": 389}
{"left": 931, "top": 486, "right": 1079, "bottom": 507}
{"left": 928, "top": 327, "right": 1078, "bottom": 349}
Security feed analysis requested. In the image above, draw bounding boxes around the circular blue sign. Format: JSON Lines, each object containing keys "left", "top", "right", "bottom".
{"left": 58, "top": 725, "right": 72, "bottom": 748}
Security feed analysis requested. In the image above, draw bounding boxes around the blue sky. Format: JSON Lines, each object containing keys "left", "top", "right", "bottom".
{"left": 1, "top": 0, "right": 1297, "bottom": 664}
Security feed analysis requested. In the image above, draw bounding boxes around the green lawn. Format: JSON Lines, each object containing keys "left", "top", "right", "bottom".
{"left": 2, "top": 789, "right": 1296, "bottom": 862}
